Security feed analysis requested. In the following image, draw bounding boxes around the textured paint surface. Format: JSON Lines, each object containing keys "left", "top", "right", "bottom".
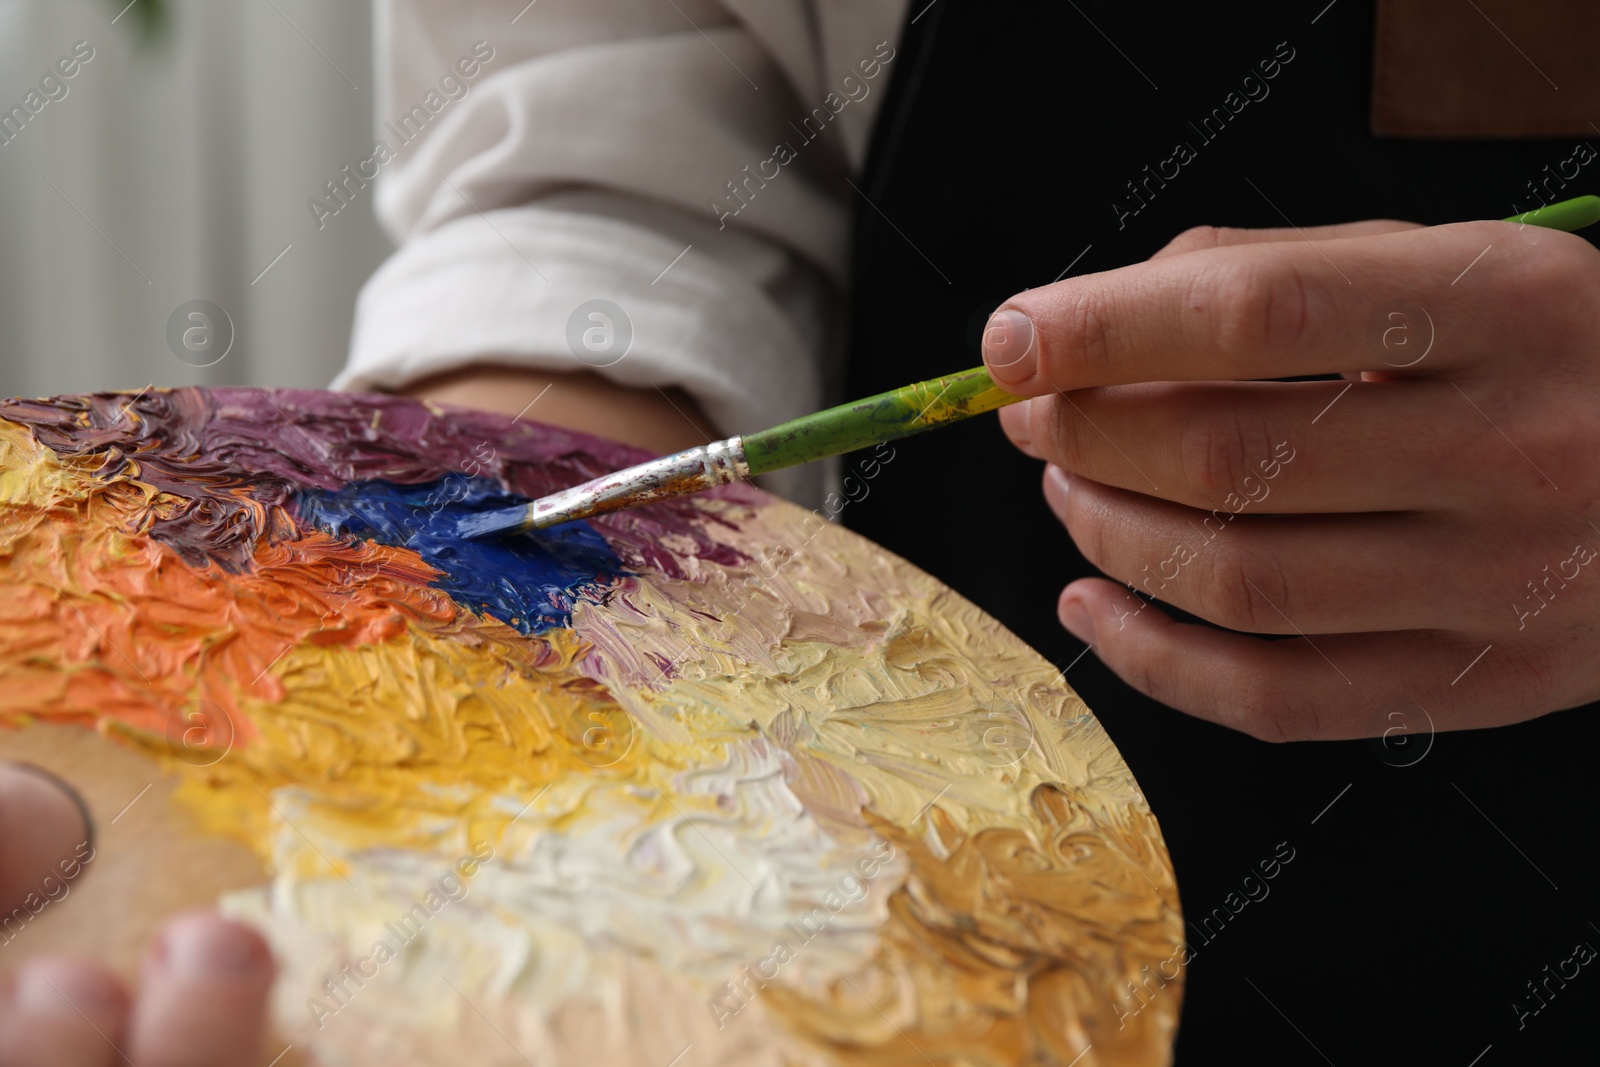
{"left": 297, "top": 475, "right": 623, "bottom": 633}
{"left": 0, "top": 388, "right": 1184, "bottom": 1067}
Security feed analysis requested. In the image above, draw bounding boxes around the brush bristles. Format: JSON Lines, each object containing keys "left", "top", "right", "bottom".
{"left": 457, "top": 436, "right": 751, "bottom": 539}
{"left": 457, "top": 503, "right": 534, "bottom": 541}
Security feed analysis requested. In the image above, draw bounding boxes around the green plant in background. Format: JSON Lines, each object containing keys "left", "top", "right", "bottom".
{"left": 109, "top": 0, "right": 167, "bottom": 40}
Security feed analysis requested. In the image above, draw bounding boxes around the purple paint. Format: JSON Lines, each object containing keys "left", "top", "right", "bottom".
{"left": 0, "top": 388, "right": 755, "bottom": 577}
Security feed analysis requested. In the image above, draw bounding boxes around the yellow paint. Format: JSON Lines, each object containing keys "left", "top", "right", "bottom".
{"left": 912, "top": 381, "right": 1017, "bottom": 427}
{"left": 571, "top": 500, "right": 1183, "bottom": 1065}
{"left": 0, "top": 407, "right": 1183, "bottom": 1067}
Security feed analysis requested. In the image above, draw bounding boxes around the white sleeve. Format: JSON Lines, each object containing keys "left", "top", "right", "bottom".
{"left": 337, "top": 0, "right": 908, "bottom": 498}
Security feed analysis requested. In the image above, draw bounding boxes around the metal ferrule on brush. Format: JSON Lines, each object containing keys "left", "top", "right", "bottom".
{"left": 525, "top": 436, "right": 749, "bottom": 531}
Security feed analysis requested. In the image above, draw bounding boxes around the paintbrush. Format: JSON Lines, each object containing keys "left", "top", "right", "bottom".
{"left": 460, "top": 194, "right": 1600, "bottom": 539}
{"left": 459, "top": 365, "right": 1018, "bottom": 537}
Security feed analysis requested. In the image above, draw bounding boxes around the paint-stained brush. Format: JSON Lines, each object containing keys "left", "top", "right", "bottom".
{"left": 458, "top": 366, "right": 1019, "bottom": 538}
{"left": 459, "top": 194, "right": 1600, "bottom": 540}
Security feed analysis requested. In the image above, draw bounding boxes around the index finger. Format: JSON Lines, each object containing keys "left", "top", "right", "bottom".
{"left": 1149, "top": 218, "right": 1421, "bottom": 259}
{"left": 981, "top": 220, "right": 1584, "bottom": 394}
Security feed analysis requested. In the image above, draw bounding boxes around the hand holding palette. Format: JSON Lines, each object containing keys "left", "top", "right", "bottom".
{"left": 0, "top": 387, "right": 1183, "bottom": 1067}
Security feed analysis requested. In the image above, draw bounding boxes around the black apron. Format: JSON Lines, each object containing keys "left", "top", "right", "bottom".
{"left": 846, "top": 1, "right": 1600, "bottom": 1060}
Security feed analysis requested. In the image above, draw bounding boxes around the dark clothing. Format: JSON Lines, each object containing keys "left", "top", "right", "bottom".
{"left": 846, "top": 1, "right": 1600, "bottom": 1060}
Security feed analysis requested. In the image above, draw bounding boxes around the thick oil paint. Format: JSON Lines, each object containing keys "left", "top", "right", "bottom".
{"left": 296, "top": 475, "right": 623, "bottom": 634}
{"left": 0, "top": 387, "right": 1184, "bottom": 1067}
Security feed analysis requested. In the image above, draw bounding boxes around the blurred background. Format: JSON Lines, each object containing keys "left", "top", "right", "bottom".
{"left": 0, "top": 0, "right": 389, "bottom": 399}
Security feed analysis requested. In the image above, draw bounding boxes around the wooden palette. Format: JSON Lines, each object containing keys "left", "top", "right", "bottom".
{"left": 0, "top": 388, "right": 1183, "bottom": 1066}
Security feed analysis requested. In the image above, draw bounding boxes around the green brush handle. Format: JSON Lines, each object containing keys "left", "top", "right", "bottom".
{"left": 1504, "top": 194, "right": 1600, "bottom": 230}
{"left": 742, "top": 195, "right": 1599, "bottom": 479}
{"left": 742, "top": 366, "right": 1020, "bottom": 475}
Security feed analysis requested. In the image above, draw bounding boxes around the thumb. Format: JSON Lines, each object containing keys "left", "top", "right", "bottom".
{"left": 0, "top": 763, "right": 92, "bottom": 917}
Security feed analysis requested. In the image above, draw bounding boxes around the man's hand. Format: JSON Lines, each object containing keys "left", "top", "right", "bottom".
{"left": 984, "top": 219, "right": 1600, "bottom": 741}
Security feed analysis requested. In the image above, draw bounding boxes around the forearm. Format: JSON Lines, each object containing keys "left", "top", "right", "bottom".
{"left": 403, "top": 365, "right": 718, "bottom": 456}
{"left": 347, "top": 0, "right": 900, "bottom": 495}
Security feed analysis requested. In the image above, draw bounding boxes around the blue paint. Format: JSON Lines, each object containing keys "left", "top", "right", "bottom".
{"left": 296, "top": 475, "right": 625, "bottom": 634}
{"left": 457, "top": 502, "right": 537, "bottom": 541}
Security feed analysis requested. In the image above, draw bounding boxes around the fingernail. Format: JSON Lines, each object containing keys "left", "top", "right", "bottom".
{"left": 11, "top": 961, "right": 121, "bottom": 1016}
{"left": 1045, "top": 464, "right": 1072, "bottom": 497}
{"left": 983, "top": 308, "right": 1036, "bottom": 385}
{"left": 1059, "top": 597, "right": 1096, "bottom": 645}
{"left": 157, "top": 915, "right": 269, "bottom": 980}
{"left": 998, "top": 398, "right": 1034, "bottom": 453}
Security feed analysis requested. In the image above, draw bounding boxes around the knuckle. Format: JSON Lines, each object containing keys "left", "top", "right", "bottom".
{"left": 1508, "top": 246, "right": 1572, "bottom": 300}
{"left": 1197, "top": 541, "right": 1293, "bottom": 634}
{"left": 1039, "top": 394, "right": 1090, "bottom": 468}
{"left": 1499, "top": 230, "right": 1600, "bottom": 321}
{"left": 1161, "top": 225, "right": 1225, "bottom": 257}
{"left": 1229, "top": 675, "right": 1292, "bottom": 742}
{"left": 1272, "top": 692, "right": 1326, "bottom": 742}
{"left": 1072, "top": 494, "right": 1116, "bottom": 575}
{"left": 1114, "top": 636, "right": 1164, "bottom": 696}
{"left": 1228, "top": 670, "right": 1322, "bottom": 742}
{"left": 1498, "top": 640, "right": 1561, "bottom": 709}
{"left": 1523, "top": 228, "right": 1600, "bottom": 283}
{"left": 1201, "top": 258, "right": 1314, "bottom": 369}
{"left": 1519, "top": 412, "right": 1585, "bottom": 489}
{"left": 1069, "top": 294, "right": 1115, "bottom": 379}
{"left": 1179, "top": 407, "right": 1273, "bottom": 499}
{"left": 1469, "top": 386, "right": 1583, "bottom": 492}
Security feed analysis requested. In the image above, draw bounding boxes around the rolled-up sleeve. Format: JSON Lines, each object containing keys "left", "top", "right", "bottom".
{"left": 339, "top": 0, "right": 907, "bottom": 492}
